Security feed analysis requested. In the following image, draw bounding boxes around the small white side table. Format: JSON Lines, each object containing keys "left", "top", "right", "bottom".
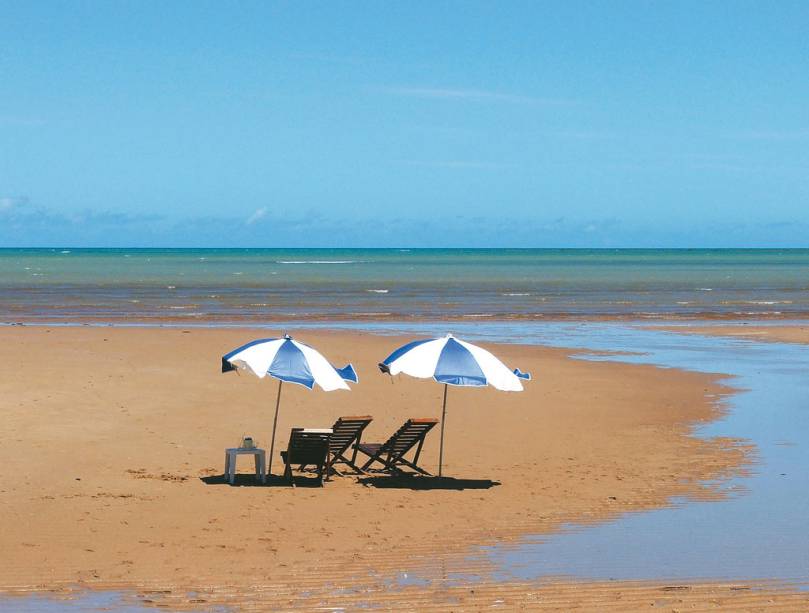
{"left": 224, "top": 447, "right": 266, "bottom": 484}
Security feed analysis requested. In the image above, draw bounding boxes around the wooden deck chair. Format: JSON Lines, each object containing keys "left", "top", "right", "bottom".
{"left": 326, "top": 415, "right": 373, "bottom": 478}
{"left": 280, "top": 428, "right": 331, "bottom": 486}
{"left": 355, "top": 418, "right": 439, "bottom": 476}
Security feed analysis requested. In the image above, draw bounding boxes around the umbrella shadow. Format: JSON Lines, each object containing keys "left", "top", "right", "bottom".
{"left": 358, "top": 475, "right": 501, "bottom": 491}
{"left": 199, "top": 474, "right": 325, "bottom": 488}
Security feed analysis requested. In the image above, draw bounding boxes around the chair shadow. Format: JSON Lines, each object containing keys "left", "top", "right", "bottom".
{"left": 199, "top": 474, "right": 325, "bottom": 488}
{"left": 357, "top": 475, "right": 501, "bottom": 491}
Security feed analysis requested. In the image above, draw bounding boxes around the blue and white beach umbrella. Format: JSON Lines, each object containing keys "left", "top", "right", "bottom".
{"left": 379, "top": 334, "right": 530, "bottom": 476}
{"left": 222, "top": 335, "right": 357, "bottom": 475}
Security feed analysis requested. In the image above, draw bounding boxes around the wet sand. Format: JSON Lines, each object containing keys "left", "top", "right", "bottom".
{"left": 656, "top": 323, "right": 809, "bottom": 345}
{"left": 0, "top": 326, "right": 761, "bottom": 609}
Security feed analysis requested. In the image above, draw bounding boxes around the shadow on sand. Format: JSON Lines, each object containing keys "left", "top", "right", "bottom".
{"left": 358, "top": 475, "right": 501, "bottom": 491}
{"left": 199, "top": 474, "right": 325, "bottom": 488}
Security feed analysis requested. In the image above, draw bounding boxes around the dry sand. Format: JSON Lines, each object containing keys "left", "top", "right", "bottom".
{"left": 0, "top": 326, "right": 772, "bottom": 609}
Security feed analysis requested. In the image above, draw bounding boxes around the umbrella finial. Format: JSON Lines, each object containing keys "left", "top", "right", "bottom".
{"left": 283, "top": 333, "right": 292, "bottom": 340}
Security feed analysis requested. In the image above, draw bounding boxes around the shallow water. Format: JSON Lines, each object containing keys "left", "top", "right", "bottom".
{"left": 0, "top": 591, "right": 152, "bottom": 612}
{"left": 316, "top": 321, "right": 809, "bottom": 585}
{"left": 0, "top": 590, "right": 232, "bottom": 612}
{"left": 4, "top": 248, "right": 809, "bottom": 321}
{"left": 4, "top": 321, "right": 809, "bottom": 610}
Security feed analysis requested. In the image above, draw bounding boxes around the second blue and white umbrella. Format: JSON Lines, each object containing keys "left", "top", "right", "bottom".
{"left": 379, "top": 334, "right": 530, "bottom": 476}
{"left": 222, "top": 334, "right": 357, "bottom": 475}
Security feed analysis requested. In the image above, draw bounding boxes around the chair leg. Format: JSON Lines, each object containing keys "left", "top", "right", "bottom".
{"left": 361, "top": 455, "right": 385, "bottom": 472}
{"left": 395, "top": 457, "right": 432, "bottom": 476}
{"left": 333, "top": 452, "right": 367, "bottom": 475}
{"left": 347, "top": 460, "right": 368, "bottom": 475}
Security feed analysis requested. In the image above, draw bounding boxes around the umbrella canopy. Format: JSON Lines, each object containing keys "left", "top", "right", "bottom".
{"left": 222, "top": 335, "right": 357, "bottom": 389}
{"left": 379, "top": 334, "right": 530, "bottom": 475}
{"left": 380, "top": 334, "right": 529, "bottom": 390}
{"left": 222, "top": 335, "right": 357, "bottom": 476}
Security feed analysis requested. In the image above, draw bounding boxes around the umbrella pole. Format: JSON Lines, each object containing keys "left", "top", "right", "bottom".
{"left": 268, "top": 380, "right": 283, "bottom": 477}
{"left": 439, "top": 383, "right": 448, "bottom": 477}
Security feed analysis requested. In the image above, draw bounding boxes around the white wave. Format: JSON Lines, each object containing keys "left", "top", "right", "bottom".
{"left": 60, "top": 250, "right": 71, "bottom": 254}
{"left": 349, "top": 312, "right": 392, "bottom": 316}
{"left": 745, "top": 300, "right": 789, "bottom": 305}
{"left": 276, "top": 260, "right": 356, "bottom": 264}
{"left": 502, "top": 292, "right": 530, "bottom": 296}
{"left": 697, "top": 288, "right": 713, "bottom": 291}
{"left": 366, "top": 289, "right": 389, "bottom": 294}
{"left": 736, "top": 311, "right": 782, "bottom": 316}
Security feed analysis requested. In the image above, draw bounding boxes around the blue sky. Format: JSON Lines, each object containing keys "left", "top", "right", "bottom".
{"left": 1, "top": 1, "right": 808, "bottom": 247}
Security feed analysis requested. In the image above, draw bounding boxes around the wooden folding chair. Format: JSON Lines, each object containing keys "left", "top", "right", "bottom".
{"left": 280, "top": 428, "right": 332, "bottom": 486}
{"left": 355, "top": 418, "right": 439, "bottom": 476}
{"left": 326, "top": 415, "right": 373, "bottom": 478}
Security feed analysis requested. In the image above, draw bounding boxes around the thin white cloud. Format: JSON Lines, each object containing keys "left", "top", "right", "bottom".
{"left": 0, "top": 115, "right": 46, "bottom": 127}
{"left": 0, "top": 196, "right": 30, "bottom": 212}
{"left": 245, "top": 207, "right": 268, "bottom": 225}
{"left": 289, "top": 52, "right": 368, "bottom": 65}
{"left": 401, "top": 159, "right": 514, "bottom": 170}
{"left": 378, "top": 86, "right": 572, "bottom": 105}
{"left": 731, "top": 130, "right": 809, "bottom": 141}
{"left": 0, "top": 197, "right": 163, "bottom": 227}
{"left": 551, "top": 130, "right": 617, "bottom": 140}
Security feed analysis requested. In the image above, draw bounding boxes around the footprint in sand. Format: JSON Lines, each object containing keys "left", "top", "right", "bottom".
{"left": 125, "top": 468, "right": 189, "bottom": 482}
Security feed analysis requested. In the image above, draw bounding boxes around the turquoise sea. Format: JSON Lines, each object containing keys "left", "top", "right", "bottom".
{"left": 2, "top": 248, "right": 809, "bottom": 323}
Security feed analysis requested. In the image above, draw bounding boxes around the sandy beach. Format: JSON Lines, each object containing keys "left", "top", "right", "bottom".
{"left": 0, "top": 325, "right": 764, "bottom": 609}
{"left": 4, "top": 0, "right": 809, "bottom": 606}
{"left": 657, "top": 323, "right": 809, "bottom": 346}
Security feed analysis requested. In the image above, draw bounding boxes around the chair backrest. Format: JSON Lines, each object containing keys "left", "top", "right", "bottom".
{"left": 380, "top": 418, "right": 439, "bottom": 458}
{"left": 329, "top": 415, "right": 373, "bottom": 456}
{"left": 286, "top": 428, "right": 332, "bottom": 465}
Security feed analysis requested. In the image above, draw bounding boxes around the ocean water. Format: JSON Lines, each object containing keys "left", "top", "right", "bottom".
{"left": 2, "top": 248, "right": 809, "bottom": 323}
